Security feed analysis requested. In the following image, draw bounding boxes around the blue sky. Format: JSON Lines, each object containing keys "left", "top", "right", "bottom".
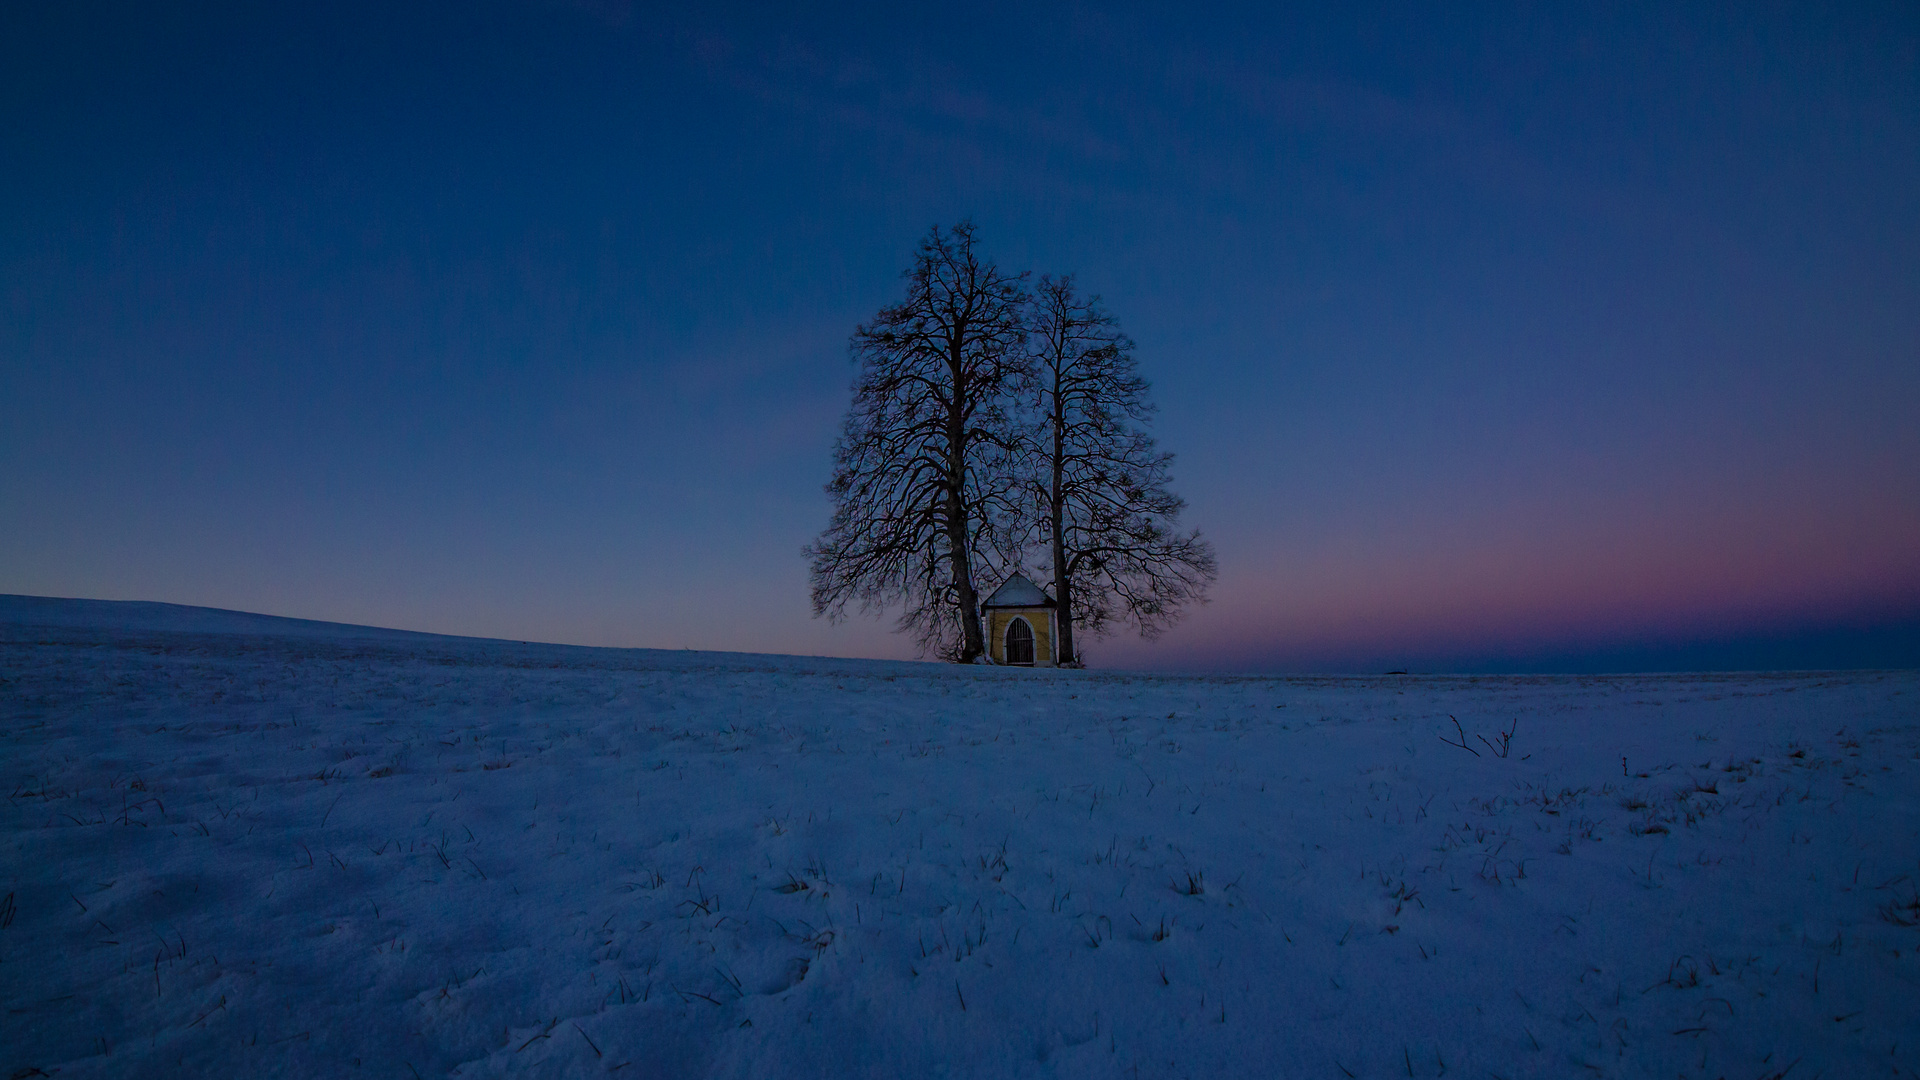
{"left": 4, "top": 1, "right": 1917, "bottom": 671}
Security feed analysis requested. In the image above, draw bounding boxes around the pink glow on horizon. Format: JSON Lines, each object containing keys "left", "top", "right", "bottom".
{"left": 1099, "top": 481, "right": 1920, "bottom": 668}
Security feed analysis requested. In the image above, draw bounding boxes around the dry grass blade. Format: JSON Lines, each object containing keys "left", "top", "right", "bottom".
{"left": 516, "top": 1017, "right": 559, "bottom": 1052}
{"left": 1439, "top": 715, "right": 1480, "bottom": 757}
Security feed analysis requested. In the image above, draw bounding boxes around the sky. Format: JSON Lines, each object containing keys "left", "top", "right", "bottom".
{"left": 3, "top": 1, "right": 1917, "bottom": 673}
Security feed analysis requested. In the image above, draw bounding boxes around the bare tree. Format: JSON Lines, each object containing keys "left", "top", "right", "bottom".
{"left": 1028, "top": 274, "right": 1216, "bottom": 664}
{"left": 806, "top": 223, "right": 1029, "bottom": 660}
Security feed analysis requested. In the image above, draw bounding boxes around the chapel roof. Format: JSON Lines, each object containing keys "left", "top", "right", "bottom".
{"left": 981, "top": 573, "right": 1055, "bottom": 609}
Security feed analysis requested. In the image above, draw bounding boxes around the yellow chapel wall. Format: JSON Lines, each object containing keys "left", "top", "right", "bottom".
{"left": 986, "top": 609, "right": 1055, "bottom": 667}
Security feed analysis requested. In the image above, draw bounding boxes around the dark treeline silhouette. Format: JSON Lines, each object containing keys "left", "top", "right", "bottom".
{"left": 808, "top": 222, "right": 1216, "bottom": 663}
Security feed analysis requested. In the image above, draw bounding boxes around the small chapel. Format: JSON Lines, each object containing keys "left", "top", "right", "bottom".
{"left": 981, "top": 573, "right": 1058, "bottom": 667}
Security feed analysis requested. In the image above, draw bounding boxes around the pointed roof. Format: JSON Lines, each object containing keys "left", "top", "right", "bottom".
{"left": 981, "top": 573, "right": 1055, "bottom": 609}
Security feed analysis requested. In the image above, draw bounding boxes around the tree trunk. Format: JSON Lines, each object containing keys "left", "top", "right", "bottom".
{"left": 948, "top": 479, "right": 982, "bottom": 660}
{"left": 947, "top": 339, "right": 984, "bottom": 661}
{"left": 1049, "top": 369, "right": 1075, "bottom": 666}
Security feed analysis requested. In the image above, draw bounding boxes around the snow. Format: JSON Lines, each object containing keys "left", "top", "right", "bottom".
{"left": 983, "top": 576, "right": 1054, "bottom": 609}
{"left": 0, "top": 595, "right": 463, "bottom": 642}
{"left": 3, "top": 597, "right": 1918, "bottom": 1078}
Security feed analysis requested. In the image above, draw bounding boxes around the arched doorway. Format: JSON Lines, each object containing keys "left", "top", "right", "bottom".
{"left": 1005, "top": 617, "right": 1035, "bottom": 665}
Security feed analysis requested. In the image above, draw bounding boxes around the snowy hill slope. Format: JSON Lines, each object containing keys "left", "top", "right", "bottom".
{"left": 0, "top": 594, "right": 942, "bottom": 676}
{"left": 2, "top": 599, "right": 1918, "bottom": 1078}
{"left": 0, "top": 594, "right": 459, "bottom": 643}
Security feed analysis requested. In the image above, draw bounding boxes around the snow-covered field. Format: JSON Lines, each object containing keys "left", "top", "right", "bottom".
{"left": 3, "top": 597, "right": 1918, "bottom": 1079}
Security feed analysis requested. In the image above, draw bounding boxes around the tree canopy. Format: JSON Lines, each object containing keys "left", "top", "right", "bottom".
{"left": 805, "top": 222, "right": 1028, "bottom": 660}
{"left": 810, "top": 225, "right": 1214, "bottom": 663}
